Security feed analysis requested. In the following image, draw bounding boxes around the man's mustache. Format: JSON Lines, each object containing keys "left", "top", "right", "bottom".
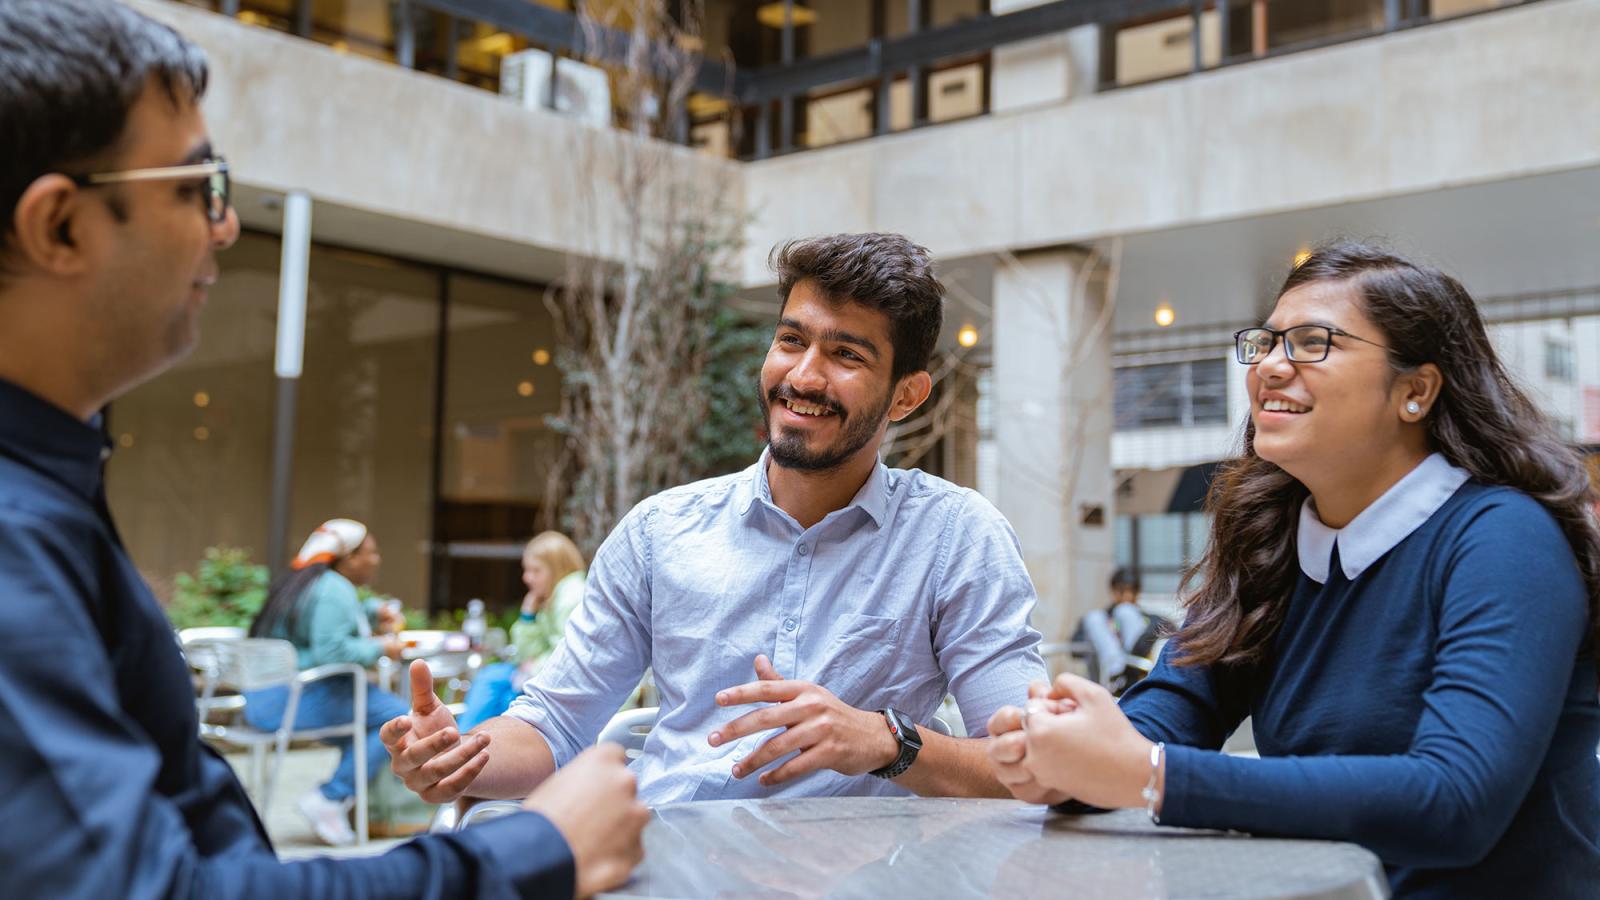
{"left": 768, "top": 385, "right": 845, "bottom": 418}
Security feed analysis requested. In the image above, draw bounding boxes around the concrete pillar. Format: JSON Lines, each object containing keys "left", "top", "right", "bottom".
{"left": 990, "top": 0, "right": 1099, "bottom": 114}
{"left": 991, "top": 248, "right": 1115, "bottom": 644}
{"left": 268, "top": 191, "right": 312, "bottom": 575}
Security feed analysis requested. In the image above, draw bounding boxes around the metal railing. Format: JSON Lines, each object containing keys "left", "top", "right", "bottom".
{"left": 201, "top": 0, "right": 1542, "bottom": 160}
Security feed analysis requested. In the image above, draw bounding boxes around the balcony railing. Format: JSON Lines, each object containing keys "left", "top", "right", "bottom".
{"left": 184, "top": 0, "right": 1541, "bottom": 160}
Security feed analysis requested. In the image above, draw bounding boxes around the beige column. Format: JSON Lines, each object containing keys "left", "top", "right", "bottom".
{"left": 990, "top": 248, "right": 1115, "bottom": 645}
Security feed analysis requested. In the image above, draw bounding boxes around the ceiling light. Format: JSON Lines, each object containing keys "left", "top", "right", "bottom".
{"left": 1154, "top": 303, "right": 1176, "bottom": 328}
{"left": 756, "top": 3, "right": 818, "bottom": 29}
{"left": 472, "top": 32, "right": 515, "bottom": 57}
{"left": 517, "top": 381, "right": 535, "bottom": 397}
{"left": 956, "top": 325, "right": 979, "bottom": 348}
{"left": 193, "top": 391, "right": 210, "bottom": 408}
{"left": 531, "top": 349, "right": 551, "bottom": 366}
{"left": 687, "top": 94, "right": 731, "bottom": 117}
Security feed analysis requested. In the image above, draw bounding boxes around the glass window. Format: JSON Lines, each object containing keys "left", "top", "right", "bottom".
{"left": 930, "top": 0, "right": 985, "bottom": 29}
{"left": 1114, "top": 362, "right": 1183, "bottom": 429}
{"left": 1114, "top": 514, "right": 1135, "bottom": 569}
{"left": 291, "top": 244, "right": 441, "bottom": 609}
{"left": 1264, "top": 0, "right": 1385, "bottom": 50}
{"left": 304, "top": 0, "right": 397, "bottom": 61}
{"left": 436, "top": 273, "right": 565, "bottom": 616}
{"left": 1545, "top": 339, "right": 1575, "bottom": 383}
{"left": 804, "top": 0, "right": 873, "bottom": 57}
{"left": 1115, "top": 359, "right": 1229, "bottom": 430}
{"left": 1430, "top": 0, "right": 1512, "bottom": 19}
{"left": 1189, "top": 357, "right": 1229, "bottom": 424}
{"left": 1116, "top": 511, "right": 1208, "bottom": 600}
{"left": 107, "top": 232, "right": 281, "bottom": 599}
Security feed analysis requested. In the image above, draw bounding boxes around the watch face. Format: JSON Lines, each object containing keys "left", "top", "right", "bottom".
{"left": 886, "top": 708, "right": 922, "bottom": 751}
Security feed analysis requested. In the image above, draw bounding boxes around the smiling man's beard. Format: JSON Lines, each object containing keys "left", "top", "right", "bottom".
{"left": 760, "top": 380, "right": 893, "bottom": 472}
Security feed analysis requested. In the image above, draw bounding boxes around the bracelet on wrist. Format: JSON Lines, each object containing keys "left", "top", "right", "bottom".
{"left": 1140, "top": 741, "right": 1165, "bottom": 824}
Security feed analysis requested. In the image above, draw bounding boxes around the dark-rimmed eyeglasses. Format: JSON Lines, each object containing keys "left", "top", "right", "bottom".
{"left": 68, "top": 156, "right": 231, "bottom": 224}
{"left": 1233, "top": 325, "right": 1385, "bottom": 365}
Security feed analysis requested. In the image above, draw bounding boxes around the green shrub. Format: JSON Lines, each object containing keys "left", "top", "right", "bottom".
{"left": 166, "top": 546, "right": 269, "bottom": 630}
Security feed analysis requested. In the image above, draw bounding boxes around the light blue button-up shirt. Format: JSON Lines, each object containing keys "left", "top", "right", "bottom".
{"left": 506, "top": 451, "right": 1046, "bottom": 804}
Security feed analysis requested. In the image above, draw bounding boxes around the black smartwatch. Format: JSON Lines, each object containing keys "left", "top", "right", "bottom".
{"left": 870, "top": 708, "right": 922, "bottom": 779}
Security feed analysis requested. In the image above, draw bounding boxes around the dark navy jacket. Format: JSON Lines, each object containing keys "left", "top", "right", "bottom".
{"left": 0, "top": 377, "right": 575, "bottom": 898}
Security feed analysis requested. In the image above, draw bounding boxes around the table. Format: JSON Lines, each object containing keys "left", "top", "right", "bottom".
{"left": 601, "top": 797, "right": 1388, "bottom": 899}
{"left": 375, "top": 630, "right": 473, "bottom": 693}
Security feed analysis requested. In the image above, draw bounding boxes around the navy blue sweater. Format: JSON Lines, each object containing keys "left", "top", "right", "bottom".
{"left": 1121, "top": 482, "right": 1600, "bottom": 897}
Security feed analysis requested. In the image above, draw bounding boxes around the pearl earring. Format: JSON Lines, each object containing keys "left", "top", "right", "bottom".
{"left": 1406, "top": 401, "right": 1421, "bottom": 415}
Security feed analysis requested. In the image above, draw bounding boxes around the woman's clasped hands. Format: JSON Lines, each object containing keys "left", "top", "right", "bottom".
{"left": 986, "top": 673, "right": 1161, "bottom": 812}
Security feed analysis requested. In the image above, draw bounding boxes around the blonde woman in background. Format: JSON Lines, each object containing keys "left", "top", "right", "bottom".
{"left": 459, "top": 532, "right": 587, "bottom": 731}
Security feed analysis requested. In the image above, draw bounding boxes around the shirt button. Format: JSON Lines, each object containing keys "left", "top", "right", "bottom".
{"left": 784, "top": 617, "right": 798, "bottom": 632}
{"left": 796, "top": 544, "right": 809, "bottom": 557}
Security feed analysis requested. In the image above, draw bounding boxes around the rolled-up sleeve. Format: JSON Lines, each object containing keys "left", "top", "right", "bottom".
{"left": 0, "top": 510, "right": 573, "bottom": 899}
{"left": 506, "top": 501, "right": 655, "bottom": 767}
{"left": 929, "top": 491, "right": 1047, "bottom": 736}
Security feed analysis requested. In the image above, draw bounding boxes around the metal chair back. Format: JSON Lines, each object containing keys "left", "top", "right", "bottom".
{"left": 189, "top": 637, "right": 372, "bottom": 845}
{"left": 598, "top": 706, "right": 658, "bottom": 761}
{"left": 208, "top": 638, "right": 300, "bottom": 692}
{"left": 438, "top": 705, "right": 662, "bottom": 833}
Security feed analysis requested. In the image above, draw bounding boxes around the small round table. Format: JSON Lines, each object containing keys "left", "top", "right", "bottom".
{"left": 602, "top": 797, "right": 1388, "bottom": 899}
{"left": 375, "top": 630, "right": 473, "bottom": 692}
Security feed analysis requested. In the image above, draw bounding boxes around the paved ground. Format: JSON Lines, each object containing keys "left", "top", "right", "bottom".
{"left": 223, "top": 746, "right": 406, "bottom": 860}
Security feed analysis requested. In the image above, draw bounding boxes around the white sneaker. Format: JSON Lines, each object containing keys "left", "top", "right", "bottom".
{"left": 297, "top": 788, "right": 355, "bottom": 846}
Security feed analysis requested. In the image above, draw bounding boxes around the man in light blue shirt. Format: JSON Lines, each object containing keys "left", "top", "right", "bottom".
{"left": 384, "top": 233, "right": 1046, "bottom": 804}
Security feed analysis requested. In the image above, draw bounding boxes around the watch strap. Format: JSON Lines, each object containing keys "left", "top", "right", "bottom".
{"left": 870, "top": 708, "right": 920, "bottom": 779}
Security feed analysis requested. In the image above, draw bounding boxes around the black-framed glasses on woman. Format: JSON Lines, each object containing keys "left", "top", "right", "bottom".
{"left": 68, "top": 156, "right": 231, "bottom": 224}
{"left": 1233, "top": 325, "right": 1386, "bottom": 365}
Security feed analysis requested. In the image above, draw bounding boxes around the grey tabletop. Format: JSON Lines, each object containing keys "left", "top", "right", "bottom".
{"left": 600, "top": 797, "right": 1388, "bottom": 899}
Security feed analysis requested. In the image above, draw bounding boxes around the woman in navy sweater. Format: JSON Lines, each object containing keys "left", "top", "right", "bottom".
{"left": 989, "top": 241, "right": 1600, "bottom": 897}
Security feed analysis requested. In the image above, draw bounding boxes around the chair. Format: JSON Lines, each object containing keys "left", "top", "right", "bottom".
{"left": 1037, "top": 640, "right": 1088, "bottom": 680}
{"left": 192, "top": 638, "right": 372, "bottom": 845}
{"left": 180, "top": 627, "right": 248, "bottom": 722}
{"left": 598, "top": 705, "right": 658, "bottom": 761}
{"left": 433, "top": 705, "right": 665, "bottom": 832}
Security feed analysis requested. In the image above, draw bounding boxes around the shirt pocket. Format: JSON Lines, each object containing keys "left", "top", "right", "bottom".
{"left": 816, "top": 613, "right": 909, "bottom": 709}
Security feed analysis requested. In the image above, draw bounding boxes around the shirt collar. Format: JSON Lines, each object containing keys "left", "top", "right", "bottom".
{"left": 0, "top": 377, "right": 111, "bottom": 503}
{"left": 741, "top": 448, "right": 891, "bottom": 528}
{"left": 1297, "top": 452, "right": 1470, "bottom": 584}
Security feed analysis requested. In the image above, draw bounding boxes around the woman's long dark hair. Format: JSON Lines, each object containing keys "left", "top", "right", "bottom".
{"left": 248, "top": 563, "right": 332, "bottom": 640}
{"left": 1174, "top": 241, "right": 1600, "bottom": 675}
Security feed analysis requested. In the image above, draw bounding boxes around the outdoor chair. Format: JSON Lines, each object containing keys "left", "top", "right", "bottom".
{"left": 180, "top": 626, "right": 248, "bottom": 722}
{"left": 191, "top": 637, "right": 373, "bottom": 844}
{"left": 431, "top": 705, "right": 663, "bottom": 832}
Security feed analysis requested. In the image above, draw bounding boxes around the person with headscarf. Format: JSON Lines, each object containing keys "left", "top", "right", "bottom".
{"left": 246, "top": 518, "right": 409, "bottom": 846}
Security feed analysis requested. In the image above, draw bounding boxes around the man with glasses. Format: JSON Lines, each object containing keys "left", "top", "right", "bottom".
{"left": 0, "top": 1, "right": 644, "bottom": 896}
